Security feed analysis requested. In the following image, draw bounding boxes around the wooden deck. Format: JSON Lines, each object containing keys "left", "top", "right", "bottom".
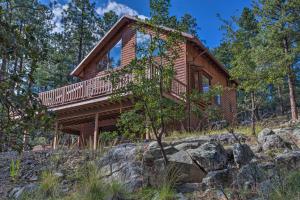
{"left": 39, "top": 69, "right": 187, "bottom": 109}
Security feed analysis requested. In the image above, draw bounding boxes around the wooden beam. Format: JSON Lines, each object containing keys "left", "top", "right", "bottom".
{"left": 93, "top": 113, "right": 99, "bottom": 150}
{"left": 53, "top": 122, "right": 58, "bottom": 150}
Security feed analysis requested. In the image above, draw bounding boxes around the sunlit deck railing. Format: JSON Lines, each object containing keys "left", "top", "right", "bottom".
{"left": 39, "top": 69, "right": 187, "bottom": 108}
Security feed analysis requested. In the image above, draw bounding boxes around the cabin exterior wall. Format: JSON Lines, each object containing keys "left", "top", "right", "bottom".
{"left": 186, "top": 42, "right": 237, "bottom": 123}
{"left": 79, "top": 24, "right": 188, "bottom": 84}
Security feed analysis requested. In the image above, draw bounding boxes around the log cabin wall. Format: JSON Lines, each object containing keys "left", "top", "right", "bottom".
{"left": 186, "top": 42, "right": 237, "bottom": 122}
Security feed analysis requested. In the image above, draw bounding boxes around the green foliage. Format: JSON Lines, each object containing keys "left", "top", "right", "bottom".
{"left": 269, "top": 170, "right": 300, "bottom": 200}
{"left": 10, "top": 159, "right": 21, "bottom": 182}
{"left": 106, "top": 181, "right": 130, "bottom": 200}
{"left": 116, "top": 110, "right": 146, "bottom": 140}
{"left": 99, "top": 131, "right": 118, "bottom": 145}
{"left": 0, "top": 0, "right": 53, "bottom": 152}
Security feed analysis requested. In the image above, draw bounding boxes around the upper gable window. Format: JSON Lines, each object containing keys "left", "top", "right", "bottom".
{"left": 98, "top": 39, "right": 122, "bottom": 71}
{"left": 108, "top": 39, "right": 122, "bottom": 68}
{"left": 136, "top": 31, "right": 151, "bottom": 59}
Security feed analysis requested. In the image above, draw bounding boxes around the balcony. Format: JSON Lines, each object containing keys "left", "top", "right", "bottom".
{"left": 39, "top": 70, "right": 187, "bottom": 109}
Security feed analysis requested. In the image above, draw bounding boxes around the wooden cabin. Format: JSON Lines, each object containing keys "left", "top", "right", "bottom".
{"left": 39, "top": 15, "right": 237, "bottom": 149}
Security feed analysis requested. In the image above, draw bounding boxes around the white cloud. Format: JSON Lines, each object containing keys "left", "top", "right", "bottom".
{"left": 51, "top": 0, "right": 147, "bottom": 33}
{"left": 96, "top": 0, "right": 147, "bottom": 19}
{"left": 51, "top": 3, "right": 69, "bottom": 33}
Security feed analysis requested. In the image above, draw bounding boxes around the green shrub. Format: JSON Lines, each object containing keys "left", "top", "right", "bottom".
{"left": 72, "top": 162, "right": 107, "bottom": 200}
{"left": 99, "top": 131, "right": 119, "bottom": 146}
{"left": 39, "top": 171, "right": 60, "bottom": 198}
{"left": 106, "top": 181, "right": 130, "bottom": 200}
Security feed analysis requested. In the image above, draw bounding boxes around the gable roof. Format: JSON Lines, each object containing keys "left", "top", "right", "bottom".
{"left": 71, "top": 15, "right": 232, "bottom": 80}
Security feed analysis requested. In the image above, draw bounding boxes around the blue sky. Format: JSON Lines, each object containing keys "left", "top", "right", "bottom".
{"left": 45, "top": 0, "right": 252, "bottom": 48}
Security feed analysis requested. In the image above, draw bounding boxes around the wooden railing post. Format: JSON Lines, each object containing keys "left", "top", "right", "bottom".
{"left": 93, "top": 113, "right": 99, "bottom": 150}
{"left": 53, "top": 122, "right": 58, "bottom": 150}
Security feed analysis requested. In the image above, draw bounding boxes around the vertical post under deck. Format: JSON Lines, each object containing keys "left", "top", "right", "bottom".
{"left": 93, "top": 113, "right": 99, "bottom": 150}
{"left": 53, "top": 122, "right": 58, "bottom": 150}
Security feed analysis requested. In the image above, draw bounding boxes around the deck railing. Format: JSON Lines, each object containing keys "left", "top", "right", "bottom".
{"left": 39, "top": 69, "right": 186, "bottom": 108}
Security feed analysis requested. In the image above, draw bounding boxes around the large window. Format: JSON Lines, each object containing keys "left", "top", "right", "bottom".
{"left": 192, "top": 70, "right": 211, "bottom": 93}
{"left": 98, "top": 39, "right": 122, "bottom": 70}
{"left": 136, "top": 31, "right": 165, "bottom": 58}
{"left": 202, "top": 73, "right": 211, "bottom": 93}
{"left": 136, "top": 31, "right": 151, "bottom": 59}
{"left": 108, "top": 39, "right": 122, "bottom": 68}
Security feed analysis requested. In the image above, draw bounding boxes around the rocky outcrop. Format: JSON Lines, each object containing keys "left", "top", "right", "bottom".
{"left": 1, "top": 127, "right": 300, "bottom": 199}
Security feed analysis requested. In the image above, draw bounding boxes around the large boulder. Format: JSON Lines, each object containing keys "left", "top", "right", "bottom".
{"left": 143, "top": 150, "right": 207, "bottom": 186}
{"left": 258, "top": 128, "right": 290, "bottom": 151}
{"left": 98, "top": 144, "right": 143, "bottom": 192}
{"left": 187, "top": 142, "right": 228, "bottom": 172}
{"left": 258, "top": 128, "right": 275, "bottom": 144}
{"left": 262, "top": 134, "right": 289, "bottom": 151}
{"left": 233, "top": 143, "right": 255, "bottom": 167}
{"left": 168, "top": 150, "right": 206, "bottom": 183}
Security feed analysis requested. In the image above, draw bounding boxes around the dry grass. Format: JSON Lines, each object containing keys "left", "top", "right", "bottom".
{"left": 165, "top": 124, "right": 265, "bottom": 141}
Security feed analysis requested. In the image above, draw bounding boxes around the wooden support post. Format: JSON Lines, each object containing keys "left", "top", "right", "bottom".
{"left": 53, "top": 122, "right": 58, "bottom": 150}
{"left": 93, "top": 113, "right": 99, "bottom": 150}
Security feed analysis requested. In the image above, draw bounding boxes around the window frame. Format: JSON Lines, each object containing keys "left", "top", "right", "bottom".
{"left": 201, "top": 71, "right": 212, "bottom": 93}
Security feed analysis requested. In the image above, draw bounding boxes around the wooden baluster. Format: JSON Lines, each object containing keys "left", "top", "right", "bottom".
{"left": 62, "top": 87, "right": 66, "bottom": 104}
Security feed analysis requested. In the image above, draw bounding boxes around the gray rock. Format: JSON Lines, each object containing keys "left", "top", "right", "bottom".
{"left": 170, "top": 136, "right": 210, "bottom": 146}
{"left": 290, "top": 128, "right": 300, "bottom": 147}
{"left": 262, "top": 134, "right": 289, "bottom": 151}
{"left": 210, "top": 133, "right": 247, "bottom": 145}
{"left": 9, "top": 183, "right": 37, "bottom": 199}
{"left": 199, "top": 189, "right": 228, "bottom": 200}
{"left": 176, "top": 183, "right": 201, "bottom": 193}
{"left": 143, "top": 144, "right": 178, "bottom": 162}
{"left": 187, "top": 142, "right": 228, "bottom": 172}
{"left": 54, "top": 172, "right": 63, "bottom": 178}
{"left": 168, "top": 150, "right": 206, "bottom": 183}
{"left": 258, "top": 128, "right": 275, "bottom": 144}
{"left": 275, "top": 151, "right": 300, "bottom": 170}
{"left": 98, "top": 144, "right": 143, "bottom": 192}
{"left": 174, "top": 142, "right": 200, "bottom": 151}
{"left": 201, "top": 168, "right": 233, "bottom": 190}
{"left": 233, "top": 143, "right": 255, "bottom": 167}
{"left": 233, "top": 162, "right": 266, "bottom": 190}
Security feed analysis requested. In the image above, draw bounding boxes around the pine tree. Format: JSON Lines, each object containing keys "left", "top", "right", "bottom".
{"left": 220, "top": 8, "right": 268, "bottom": 135}
{"left": 254, "top": 0, "right": 300, "bottom": 121}
{"left": 63, "top": 0, "right": 101, "bottom": 66}
{"left": 0, "top": 0, "right": 53, "bottom": 151}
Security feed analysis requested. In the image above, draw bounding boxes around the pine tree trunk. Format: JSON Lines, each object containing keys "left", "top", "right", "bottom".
{"left": 287, "top": 67, "right": 298, "bottom": 121}
{"left": 277, "top": 85, "right": 284, "bottom": 115}
{"left": 251, "top": 92, "right": 256, "bottom": 135}
{"left": 284, "top": 38, "right": 298, "bottom": 121}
